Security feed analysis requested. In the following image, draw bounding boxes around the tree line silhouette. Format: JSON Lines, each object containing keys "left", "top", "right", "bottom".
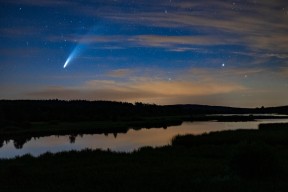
{"left": 1, "top": 100, "right": 287, "bottom": 123}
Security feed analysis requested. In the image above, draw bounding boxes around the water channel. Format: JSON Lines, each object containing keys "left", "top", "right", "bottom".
{"left": 1, "top": 118, "right": 288, "bottom": 158}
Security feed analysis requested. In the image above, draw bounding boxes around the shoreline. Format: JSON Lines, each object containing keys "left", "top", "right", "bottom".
{"left": 1, "top": 117, "right": 288, "bottom": 155}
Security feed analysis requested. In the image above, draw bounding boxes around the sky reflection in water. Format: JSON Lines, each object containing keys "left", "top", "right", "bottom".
{"left": 1, "top": 119, "right": 288, "bottom": 159}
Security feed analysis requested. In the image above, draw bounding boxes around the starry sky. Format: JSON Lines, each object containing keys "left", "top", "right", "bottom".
{"left": 1, "top": 0, "right": 288, "bottom": 107}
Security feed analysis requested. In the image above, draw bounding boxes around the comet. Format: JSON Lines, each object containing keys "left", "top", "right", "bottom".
{"left": 63, "top": 44, "right": 84, "bottom": 69}
{"left": 63, "top": 26, "right": 98, "bottom": 69}
{"left": 63, "top": 54, "right": 72, "bottom": 68}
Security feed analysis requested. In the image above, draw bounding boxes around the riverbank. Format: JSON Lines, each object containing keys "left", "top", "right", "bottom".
{"left": 2, "top": 115, "right": 288, "bottom": 150}
{"left": 1, "top": 100, "right": 288, "bottom": 147}
{"left": 1, "top": 123, "right": 288, "bottom": 192}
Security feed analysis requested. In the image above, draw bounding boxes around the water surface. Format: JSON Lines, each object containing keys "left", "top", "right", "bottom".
{"left": 1, "top": 119, "right": 288, "bottom": 158}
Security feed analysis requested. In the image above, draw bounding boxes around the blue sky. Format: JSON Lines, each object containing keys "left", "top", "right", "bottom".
{"left": 1, "top": 0, "right": 288, "bottom": 107}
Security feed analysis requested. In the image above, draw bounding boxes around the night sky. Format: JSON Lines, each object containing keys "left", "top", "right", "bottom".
{"left": 1, "top": 0, "right": 288, "bottom": 107}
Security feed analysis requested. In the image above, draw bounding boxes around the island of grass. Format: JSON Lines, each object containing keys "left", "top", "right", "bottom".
{"left": 1, "top": 123, "right": 288, "bottom": 192}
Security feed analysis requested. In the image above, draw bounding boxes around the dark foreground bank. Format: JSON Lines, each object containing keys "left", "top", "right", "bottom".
{"left": 1, "top": 123, "right": 288, "bottom": 192}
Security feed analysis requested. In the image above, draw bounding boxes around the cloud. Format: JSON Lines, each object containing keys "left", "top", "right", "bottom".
{"left": 1, "top": 0, "right": 77, "bottom": 7}
{"left": 48, "top": 0, "right": 288, "bottom": 63}
{"left": 1, "top": 0, "right": 287, "bottom": 107}
{"left": 96, "top": 0, "right": 288, "bottom": 55}
{"left": 189, "top": 67, "right": 266, "bottom": 79}
{"left": 0, "top": 47, "right": 42, "bottom": 58}
{"left": 129, "top": 35, "right": 234, "bottom": 48}
{"left": 279, "top": 67, "right": 288, "bottom": 77}
{"left": 106, "top": 69, "right": 133, "bottom": 77}
{"left": 0, "top": 27, "right": 40, "bottom": 38}
{"left": 26, "top": 85, "right": 159, "bottom": 101}
{"left": 27, "top": 77, "right": 246, "bottom": 102}
{"left": 6, "top": 0, "right": 287, "bottom": 61}
{"left": 47, "top": 35, "right": 125, "bottom": 44}
{"left": 3, "top": 65, "right": 287, "bottom": 107}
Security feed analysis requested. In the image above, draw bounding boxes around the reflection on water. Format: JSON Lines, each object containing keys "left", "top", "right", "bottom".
{"left": 1, "top": 119, "right": 288, "bottom": 158}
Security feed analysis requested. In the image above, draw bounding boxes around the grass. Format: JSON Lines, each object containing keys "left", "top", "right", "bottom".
{"left": 0, "top": 147, "right": 237, "bottom": 192}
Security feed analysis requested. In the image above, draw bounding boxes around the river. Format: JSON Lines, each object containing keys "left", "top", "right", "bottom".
{"left": 1, "top": 118, "right": 288, "bottom": 158}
